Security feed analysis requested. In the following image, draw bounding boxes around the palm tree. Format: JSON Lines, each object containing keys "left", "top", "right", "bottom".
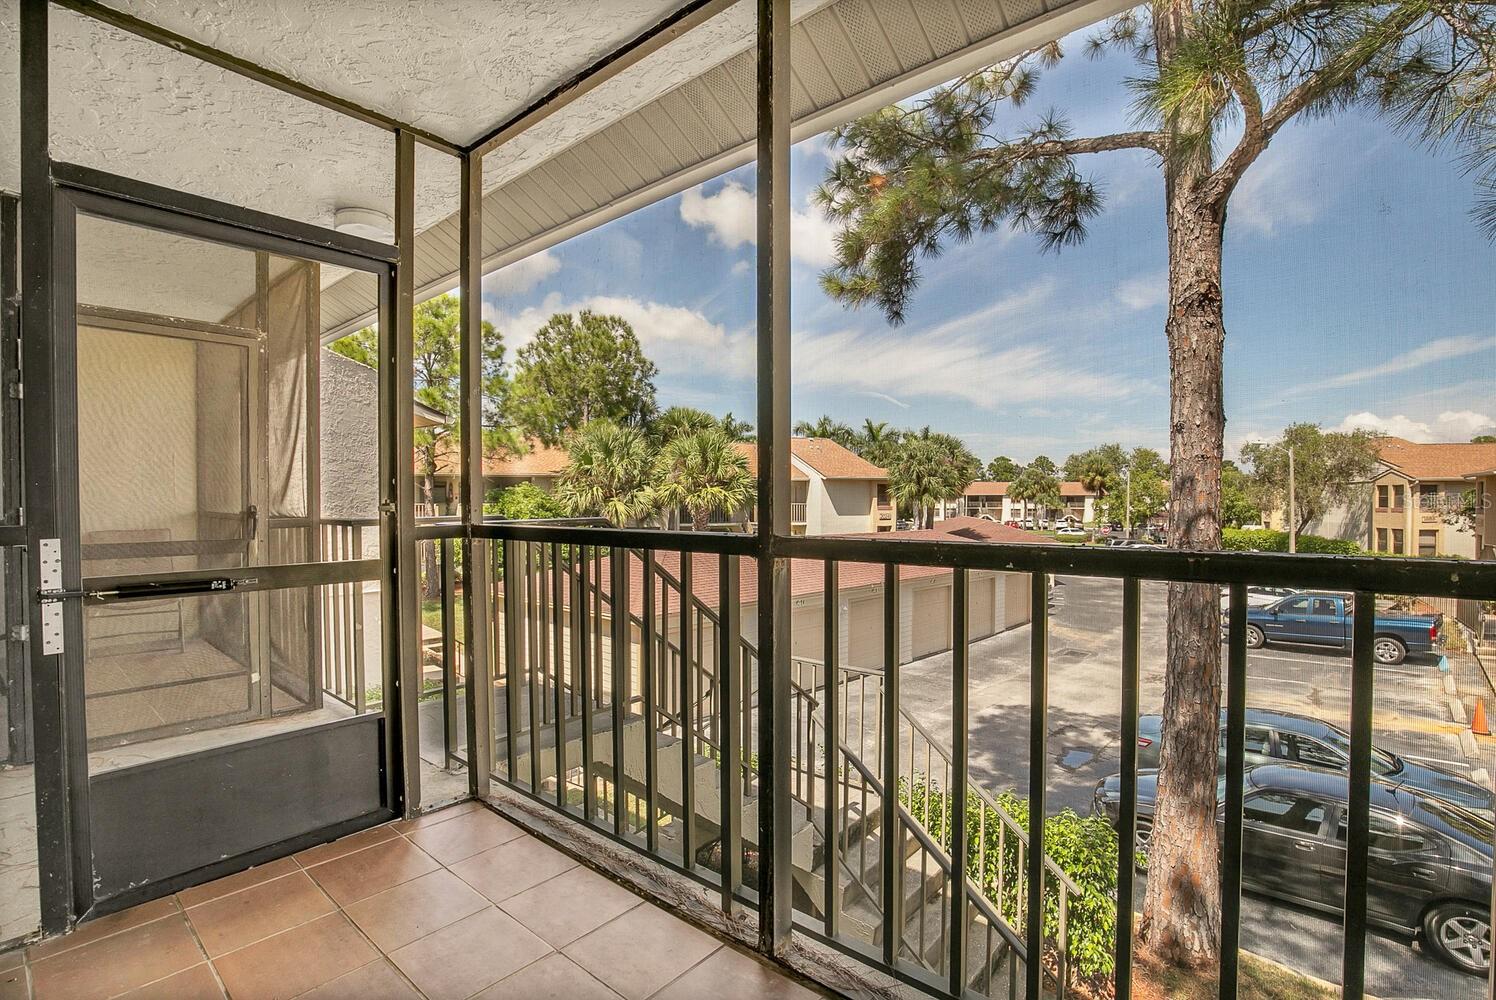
{"left": 889, "top": 436, "right": 979, "bottom": 528}
{"left": 719, "top": 412, "right": 755, "bottom": 442}
{"left": 554, "top": 421, "right": 657, "bottom": 527}
{"left": 654, "top": 430, "right": 755, "bottom": 531}
{"left": 793, "top": 414, "right": 856, "bottom": 449}
{"left": 653, "top": 406, "right": 719, "bottom": 443}
{"left": 857, "top": 419, "right": 900, "bottom": 466}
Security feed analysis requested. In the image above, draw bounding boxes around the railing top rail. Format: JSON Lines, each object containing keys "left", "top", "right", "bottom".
{"left": 477, "top": 521, "right": 756, "bottom": 556}
{"left": 778, "top": 534, "right": 1496, "bottom": 598}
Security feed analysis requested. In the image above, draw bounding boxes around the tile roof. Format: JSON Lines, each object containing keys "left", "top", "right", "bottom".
{"left": 434, "top": 438, "right": 570, "bottom": 478}
{"left": 1377, "top": 437, "right": 1496, "bottom": 482}
{"left": 790, "top": 438, "right": 888, "bottom": 480}
{"left": 732, "top": 442, "right": 809, "bottom": 481}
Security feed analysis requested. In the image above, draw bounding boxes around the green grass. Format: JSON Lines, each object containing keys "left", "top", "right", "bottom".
{"left": 1134, "top": 949, "right": 1340, "bottom": 1000}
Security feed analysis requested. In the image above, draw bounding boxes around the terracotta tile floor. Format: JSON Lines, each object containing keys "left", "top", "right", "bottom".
{"left": 0, "top": 801, "right": 826, "bottom": 1000}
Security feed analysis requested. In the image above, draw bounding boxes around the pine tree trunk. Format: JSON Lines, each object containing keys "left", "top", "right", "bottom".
{"left": 1139, "top": 175, "right": 1228, "bottom": 965}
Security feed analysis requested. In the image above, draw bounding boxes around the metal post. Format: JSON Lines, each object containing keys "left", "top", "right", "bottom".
{"left": 949, "top": 569, "right": 970, "bottom": 997}
{"left": 1026, "top": 571, "right": 1048, "bottom": 1000}
{"left": 1115, "top": 577, "right": 1141, "bottom": 1000}
{"left": 642, "top": 550, "right": 658, "bottom": 854}
{"left": 1220, "top": 582, "right": 1248, "bottom": 1000}
{"left": 552, "top": 542, "right": 568, "bottom": 809}
{"left": 881, "top": 563, "right": 901, "bottom": 967}
{"left": 823, "top": 560, "right": 840, "bottom": 939}
{"left": 719, "top": 554, "right": 742, "bottom": 911}
{"left": 678, "top": 554, "right": 696, "bottom": 869}
{"left": 391, "top": 129, "right": 421, "bottom": 815}
{"left": 440, "top": 541, "right": 457, "bottom": 769}
{"left": 754, "top": 0, "right": 793, "bottom": 955}
{"left": 21, "top": 0, "right": 89, "bottom": 931}
{"left": 611, "top": 550, "right": 629, "bottom": 835}
{"left": 578, "top": 547, "right": 597, "bottom": 821}
{"left": 1340, "top": 591, "right": 1376, "bottom": 997}
{"left": 458, "top": 150, "right": 493, "bottom": 795}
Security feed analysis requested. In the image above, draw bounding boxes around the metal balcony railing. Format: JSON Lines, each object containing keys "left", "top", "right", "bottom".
{"left": 451, "top": 517, "right": 1496, "bottom": 1000}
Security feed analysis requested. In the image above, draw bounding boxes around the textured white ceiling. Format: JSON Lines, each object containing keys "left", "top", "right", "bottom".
{"left": 90, "top": 0, "right": 691, "bottom": 146}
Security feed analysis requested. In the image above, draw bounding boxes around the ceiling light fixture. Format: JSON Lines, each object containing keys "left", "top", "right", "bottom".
{"left": 333, "top": 206, "right": 394, "bottom": 241}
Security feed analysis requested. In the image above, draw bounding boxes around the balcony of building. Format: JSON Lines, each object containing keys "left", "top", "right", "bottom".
{"left": 3, "top": 4, "right": 1496, "bottom": 1000}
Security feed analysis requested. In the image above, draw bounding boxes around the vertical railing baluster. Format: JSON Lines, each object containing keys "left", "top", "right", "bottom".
{"left": 949, "top": 568, "right": 969, "bottom": 997}
{"left": 611, "top": 549, "right": 629, "bottom": 835}
{"left": 720, "top": 553, "right": 742, "bottom": 910}
{"left": 1220, "top": 582, "right": 1248, "bottom": 1000}
{"left": 1115, "top": 576, "right": 1141, "bottom": 1000}
{"left": 578, "top": 546, "right": 596, "bottom": 821}
{"left": 824, "top": 560, "right": 841, "bottom": 939}
{"left": 553, "top": 542, "right": 568, "bottom": 809}
{"left": 881, "top": 563, "right": 901, "bottom": 967}
{"left": 440, "top": 539, "right": 458, "bottom": 770}
{"left": 1341, "top": 591, "right": 1376, "bottom": 998}
{"left": 352, "top": 525, "right": 367, "bottom": 713}
{"left": 642, "top": 551, "right": 658, "bottom": 854}
{"left": 528, "top": 543, "right": 543, "bottom": 794}
{"left": 1026, "top": 570, "right": 1048, "bottom": 1000}
{"left": 679, "top": 554, "right": 696, "bottom": 870}
{"left": 594, "top": 547, "right": 605, "bottom": 709}
{"left": 503, "top": 540, "right": 521, "bottom": 783}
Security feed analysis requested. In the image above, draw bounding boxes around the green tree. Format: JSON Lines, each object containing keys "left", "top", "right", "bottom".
{"left": 817, "top": 4, "right": 1489, "bottom": 961}
{"left": 654, "top": 429, "right": 755, "bottom": 531}
{"left": 889, "top": 435, "right": 980, "bottom": 528}
{"left": 1009, "top": 465, "right": 1062, "bottom": 526}
{"left": 1220, "top": 460, "right": 1261, "bottom": 529}
{"left": 1029, "top": 455, "right": 1058, "bottom": 477}
{"left": 332, "top": 294, "right": 508, "bottom": 599}
{"left": 554, "top": 421, "right": 657, "bottom": 527}
{"left": 509, "top": 311, "right": 658, "bottom": 446}
{"left": 1473, "top": 434, "right": 1496, "bottom": 444}
{"left": 856, "top": 419, "right": 902, "bottom": 467}
{"left": 653, "top": 406, "right": 720, "bottom": 443}
{"left": 1101, "top": 468, "right": 1169, "bottom": 529}
{"left": 485, "top": 482, "right": 564, "bottom": 520}
{"left": 719, "top": 412, "right": 755, "bottom": 442}
{"left": 794, "top": 414, "right": 858, "bottom": 450}
{"left": 986, "top": 455, "right": 1023, "bottom": 481}
{"left": 1064, "top": 443, "right": 1127, "bottom": 498}
{"left": 1241, "top": 424, "right": 1379, "bottom": 548}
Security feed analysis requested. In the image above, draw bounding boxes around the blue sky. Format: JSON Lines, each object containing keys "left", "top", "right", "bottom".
{"left": 482, "top": 22, "right": 1496, "bottom": 465}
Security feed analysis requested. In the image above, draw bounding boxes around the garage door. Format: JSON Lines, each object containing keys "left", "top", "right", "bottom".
{"left": 969, "top": 576, "right": 997, "bottom": 640}
{"left": 791, "top": 604, "right": 821, "bottom": 660}
{"left": 846, "top": 596, "right": 883, "bottom": 670}
{"left": 911, "top": 586, "right": 951, "bottom": 659}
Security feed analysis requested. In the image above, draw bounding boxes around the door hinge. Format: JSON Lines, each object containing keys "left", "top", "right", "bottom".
{"left": 38, "top": 538, "right": 64, "bottom": 655}
{"left": 7, "top": 624, "right": 27, "bottom": 643}
{"left": 6, "top": 381, "right": 20, "bottom": 399}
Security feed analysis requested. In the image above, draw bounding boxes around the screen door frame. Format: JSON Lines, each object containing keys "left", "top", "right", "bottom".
{"left": 45, "top": 177, "right": 407, "bottom": 920}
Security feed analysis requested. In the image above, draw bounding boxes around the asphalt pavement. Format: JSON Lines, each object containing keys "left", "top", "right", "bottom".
{"left": 894, "top": 574, "right": 1495, "bottom": 999}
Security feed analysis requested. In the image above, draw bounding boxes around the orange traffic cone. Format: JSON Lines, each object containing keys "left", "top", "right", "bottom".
{"left": 1472, "top": 699, "right": 1491, "bottom": 737}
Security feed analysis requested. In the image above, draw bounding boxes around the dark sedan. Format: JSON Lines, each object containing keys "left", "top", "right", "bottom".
{"left": 1094, "top": 763, "right": 1493, "bottom": 974}
{"left": 1135, "top": 708, "right": 1494, "bottom": 815}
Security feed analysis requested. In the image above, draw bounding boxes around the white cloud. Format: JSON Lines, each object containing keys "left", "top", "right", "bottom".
{"left": 484, "top": 250, "right": 560, "bottom": 296}
{"left": 731, "top": 259, "right": 752, "bottom": 276}
{"left": 793, "top": 279, "right": 1148, "bottom": 409}
{"left": 492, "top": 293, "right": 754, "bottom": 379}
{"left": 1114, "top": 269, "right": 1168, "bottom": 311}
{"left": 679, "top": 181, "right": 838, "bottom": 266}
{"left": 1333, "top": 409, "right": 1496, "bottom": 442}
{"left": 1293, "top": 335, "right": 1496, "bottom": 393}
{"left": 1231, "top": 141, "right": 1323, "bottom": 237}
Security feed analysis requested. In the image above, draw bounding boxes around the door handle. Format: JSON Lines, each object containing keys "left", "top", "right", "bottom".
{"left": 1292, "top": 840, "right": 1316, "bottom": 852}
{"left": 1410, "top": 867, "right": 1439, "bottom": 880}
{"left": 246, "top": 504, "right": 259, "bottom": 540}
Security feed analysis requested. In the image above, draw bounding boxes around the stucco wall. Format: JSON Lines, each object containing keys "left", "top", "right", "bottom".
{"left": 320, "top": 350, "right": 381, "bottom": 524}
{"left": 815, "top": 479, "right": 875, "bottom": 535}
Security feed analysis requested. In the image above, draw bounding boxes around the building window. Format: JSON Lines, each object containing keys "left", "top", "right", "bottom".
{"left": 1418, "top": 530, "right": 1438, "bottom": 557}
{"left": 1392, "top": 529, "right": 1404, "bottom": 552}
{"left": 1376, "top": 484, "right": 1389, "bottom": 510}
{"left": 1375, "top": 528, "right": 1388, "bottom": 552}
{"left": 1392, "top": 484, "right": 1405, "bottom": 510}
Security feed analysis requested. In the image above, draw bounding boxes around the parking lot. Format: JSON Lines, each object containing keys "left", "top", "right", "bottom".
{"left": 895, "top": 575, "right": 1496, "bottom": 998}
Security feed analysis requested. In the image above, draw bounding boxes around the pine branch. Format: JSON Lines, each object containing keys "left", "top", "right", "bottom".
{"left": 970, "top": 129, "right": 1165, "bottom": 162}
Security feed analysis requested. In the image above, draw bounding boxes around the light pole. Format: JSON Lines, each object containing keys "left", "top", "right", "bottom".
{"left": 1286, "top": 444, "right": 1297, "bottom": 553}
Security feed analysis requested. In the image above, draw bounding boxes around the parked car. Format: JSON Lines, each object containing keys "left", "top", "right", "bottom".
{"left": 1093, "top": 763, "right": 1494, "bottom": 974}
{"left": 1102, "top": 536, "right": 1134, "bottom": 548}
{"left": 1133, "top": 708, "right": 1493, "bottom": 814}
{"left": 1245, "top": 592, "right": 1442, "bottom": 664}
{"left": 1219, "top": 585, "right": 1300, "bottom": 611}
{"left": 1055, "top": 526, "right": 1086, "bottom": 538}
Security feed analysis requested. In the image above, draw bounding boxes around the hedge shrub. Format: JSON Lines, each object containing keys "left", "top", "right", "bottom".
{"left": 1222, "top": 528, "right": 1363, "bottom": 555}
{"left": 902, "top": 781, "right": 1118, "bottom": 993}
